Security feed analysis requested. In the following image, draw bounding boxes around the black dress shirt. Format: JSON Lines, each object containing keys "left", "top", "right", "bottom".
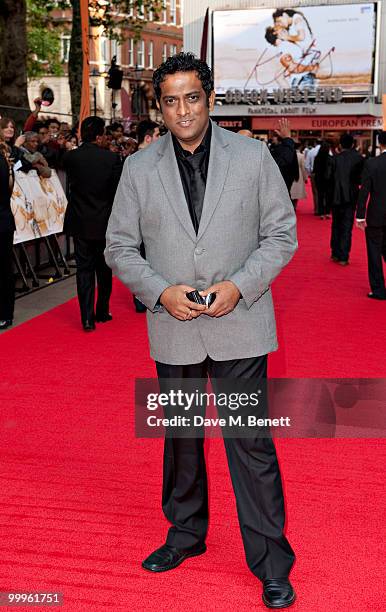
{"left": 172, "top": 122, "right": 212, "bottom": 234}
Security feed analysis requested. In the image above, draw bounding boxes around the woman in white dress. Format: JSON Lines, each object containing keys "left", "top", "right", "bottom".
{"left": 290, "top": 143, "right": 307, "bottom": 209}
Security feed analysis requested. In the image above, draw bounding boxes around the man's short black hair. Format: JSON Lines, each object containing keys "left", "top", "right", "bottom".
{"left": 340, "top": 133, "right": 354, "bottom": 149}
{"left": 153, "top": 52, "right": 214, "bottom": 105}
{"left": 35, "top": 121, "right": 47, "bottom": 132}
{"left": 137, "top": 119, "right": 159, "bottom": 145}
{"left": 81, "top": 116, "right": 105, "bottom": 143}
{"left": 47, "top": 118, "right": 60, "bottom": 127}
{"left": 378, "top": 131, "right": 386, "bottom": 146}
{"left": 265, "top": 27, "right": 278, "bottom": 46}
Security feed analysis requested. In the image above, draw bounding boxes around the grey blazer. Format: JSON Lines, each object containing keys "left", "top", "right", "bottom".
{"left": 105, "top": 121, "right": 297, "bottom": 365}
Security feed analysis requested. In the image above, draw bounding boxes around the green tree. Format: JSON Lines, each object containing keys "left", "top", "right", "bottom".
{"left": 0, "top": 1, "right": 163, "bottom": 126}
{"left": 0, "top": 0, "right": 29, "bottom": 125}
{"left": 69, "top": 0, "right": 164, "bottom": 120}
{"left": 27, "top": 0, "right": 63, "bottom": 78}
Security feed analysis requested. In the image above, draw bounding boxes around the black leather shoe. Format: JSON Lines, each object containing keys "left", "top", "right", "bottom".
{"left": 142, "top": 543, "right": 206, "bottom": 573}
{"left": 0, "top": 319, "right": 13, "bottom": 330}
{"left": 82, "top": 320, "right": 96, "bottom": 331}
{"left": 368, "top": 292, "right": 386, "bottom": 300}
{"left": 262, "top": 579, "right": 296, "bottom": 609}
{"left": 95, "top": 313, "right": 113, "bottom": 322}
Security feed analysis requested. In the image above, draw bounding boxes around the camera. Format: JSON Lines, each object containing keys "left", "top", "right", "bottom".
{"left": 186, "top": 290, "right": 216, "bottom": 307}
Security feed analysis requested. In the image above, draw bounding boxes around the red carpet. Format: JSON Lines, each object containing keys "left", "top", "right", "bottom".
{"left": 0, "top": 193, "right": 385, "bottom": 611}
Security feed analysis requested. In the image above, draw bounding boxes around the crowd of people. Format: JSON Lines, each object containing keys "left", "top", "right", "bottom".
{"left": 0, "top": 95, "right": 385, "bottom": 332}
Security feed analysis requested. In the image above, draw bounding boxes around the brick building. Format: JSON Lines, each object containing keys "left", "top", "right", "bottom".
{"left": 27, "top": 2, "right": 183, "bottom": 125}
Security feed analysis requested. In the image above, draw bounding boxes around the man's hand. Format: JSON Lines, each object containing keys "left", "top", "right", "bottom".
{"left": 356, "top": 219, "right": 366, "bottom": 230}
{"left": 33, "top": 98, "right": 42, "bottom": 115}
{"left": 160, "top": 285, "right": 207, "bottom": 321}
{"left": 275, "top": 118, "right": 291, "bottom": 140}
{"left": 200, "top": 281, "right": 241, "bottom": 318}
{"left": 14, "top": 134, "right": 25, "bottom": 147}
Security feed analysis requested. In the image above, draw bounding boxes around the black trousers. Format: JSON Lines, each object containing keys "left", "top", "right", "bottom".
{"left": 0, "top": 231, "right": 15, "bottom": 321}
{"left": 365, "top": 225, "right": 386, "bottom": 297}
{"left": 316, "top": 186, "right": 330, "bottom": 216}
{"left": 330, "top": 204, "right": 356, "bottom": 262}
{"left": 155, "top": 355, "right": 295, "bottom": 581}
{"left": 73, "top": 237, "right": 112, "bottom": 324}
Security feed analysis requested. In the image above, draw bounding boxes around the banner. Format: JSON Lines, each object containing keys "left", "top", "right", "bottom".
{"left": 213, "top": 3, "right": 376, "bottom": 94}
{"left": 79, "top": 0, "right": 90, "bottom": 132}
{"left": 383, "top": 93, "right": 386, "bottom": 130}
{"left": 11, "top": 170, "right": 67, "bottom": 245}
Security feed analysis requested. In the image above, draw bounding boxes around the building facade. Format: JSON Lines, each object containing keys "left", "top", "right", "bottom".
{"left": 184, "top": 0, "right": 385, "bottom": 151}
{"left": 28, "top": 2, "right": 183, "bottom": 125}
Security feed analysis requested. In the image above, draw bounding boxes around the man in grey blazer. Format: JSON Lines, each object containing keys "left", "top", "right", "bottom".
{"left": 105, "top": 53, "right": 297, "bottom": 609}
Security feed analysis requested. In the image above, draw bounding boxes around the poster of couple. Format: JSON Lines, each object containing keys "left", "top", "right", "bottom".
{"left": 213, "top": 3, "right": 377, "bottom": 94}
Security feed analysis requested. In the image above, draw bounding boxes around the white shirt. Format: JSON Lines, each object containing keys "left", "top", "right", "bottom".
{"left": 304, "top": 144, "right": 320, "bottom": 174}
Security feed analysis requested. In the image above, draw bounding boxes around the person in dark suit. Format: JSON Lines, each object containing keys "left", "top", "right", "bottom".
{"left": 63, "top": 116, "right": 122, "bottom": 331}
{"left": 330, "top": 133, "right": 363, "bottom": 265}
{"left": 269, "top": 119, "right": 299, "bottom": 193}
{"left": 313, "top": 141, "right": 334, "bottom": 219}
{"left": 356, "top": 131, "right": 386, "bottom": 300}
{"left": 0, "top": 132, "right": 16, "bottom": 330}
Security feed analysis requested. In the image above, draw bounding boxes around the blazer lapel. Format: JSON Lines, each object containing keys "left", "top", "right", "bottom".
{"left": 156, "top": 132, "right": 197, "bottom": 243}
{"left": 197, "top": 121, "right": 230, "bottom": 241}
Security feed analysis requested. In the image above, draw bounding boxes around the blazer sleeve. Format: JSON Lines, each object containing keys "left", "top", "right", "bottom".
{"left": 229, "top": 143, "right": 298, "bottom": 309}
{"left": 356, "top": 160, "right": 372, "bottom": 220}
{"left": 104, "top": 157, "right": 170, "bottom": 312}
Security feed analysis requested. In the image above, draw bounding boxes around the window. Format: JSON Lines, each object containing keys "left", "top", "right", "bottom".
{"left": 60, "top": 33, "right": 71, "bottom": 63}
{"left": 162, "top": 43, "right": 167, "bottom": 63}
{"left": 111, "top": 39, "right": 121, "bottom": 65}
{"left": 147, "top": 41, "right": 154, "bottom": 69}
{"left": 137, "top": 40, "right": 145, "bottom": 67}
{"left": 137, "top": 4, "right": 144, "bottom": 19}
{"left": 162, "top": 4, "right": 167, "bottom": 23}
{"left": 101, "top": 36, "right": 110, "bottom": 65}
{"left": 170, "top": 0, "right": 176, "bottom": 25}
{"left": 170, "top": 44, "right": 177, "bottom": 57}
{"left": 128, "top": 38, "right": 134, "bottom": 66}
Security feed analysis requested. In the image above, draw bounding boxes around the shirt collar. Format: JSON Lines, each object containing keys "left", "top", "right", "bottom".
{"left": 173, "top": 121, "right": 212, "bottom": 158}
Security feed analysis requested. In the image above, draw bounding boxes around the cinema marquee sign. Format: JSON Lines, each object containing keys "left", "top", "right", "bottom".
{"left": 223, "top": 87, "right": 344, "bottom": 105}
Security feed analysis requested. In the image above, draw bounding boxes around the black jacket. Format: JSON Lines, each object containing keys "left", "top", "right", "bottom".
{"left": 63, "top": 142, "right": 122, "bottom": 240}
{"left": 0, "top": 153, "right": 16, "bottom": 233}
{"left": 332, "top": 149, "right": 363, "bottom": 207}
{"left": 356, "top": 152, "right": 386, "bottom": 226}
{"left": 270, "top": 138, "right": 299, "bottom": 191}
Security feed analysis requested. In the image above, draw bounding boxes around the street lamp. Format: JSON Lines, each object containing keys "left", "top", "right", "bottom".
{"left": 132, "top": 64, "right": 143, "bottom": 121}
{"left": 90, "top": 68, "right": 99, "bottom": 115}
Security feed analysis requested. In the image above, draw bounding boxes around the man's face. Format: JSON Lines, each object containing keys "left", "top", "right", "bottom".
{"left": 144, "top": 127, "right": 160, "bottom": 146}
{"left": 158, "top": 71, "right": 215, "bottom": 151}
{"left": 151, "top": 127, "right": 160, "bottom": 142}
{"left": 38, "top": 127, "right": 49, "bottom": 144}
{"left": 48, "top": 122, "right": 59, "bottom": 137}
{"left": 25, "top": 136, "right": 39, "bottom": 152}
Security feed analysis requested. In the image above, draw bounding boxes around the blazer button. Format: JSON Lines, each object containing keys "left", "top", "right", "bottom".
{"left": 195, "top": 248, "right": 205, "bottom": 255}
